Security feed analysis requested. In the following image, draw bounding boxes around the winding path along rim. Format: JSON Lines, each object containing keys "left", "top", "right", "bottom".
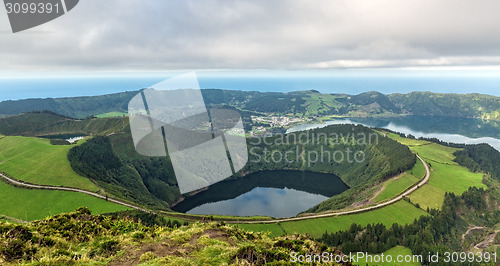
{"left": 0, "top": 154, "right": 430, "bottom": 223}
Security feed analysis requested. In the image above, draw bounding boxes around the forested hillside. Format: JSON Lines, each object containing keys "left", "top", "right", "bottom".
{"left": 454, "top": 143, "right": 500, "bottom": 181}
{"left": 0, "top": 91, "right": 138, "bottom": 118}
{"left": 242, "top": 124, "right": 415, "bottom": 188}
{"left": 0, "top": 111, "right": 127, "bottom": 136}
{"left": 68, "top": 134, "right": 180, "bottom": 210}
{"left": 389, "top": 92, "right": 500, "bottom": 119}
{"left": 1, "top": 89, "right": 499, "bottom": 120}
{"left": 66, "top": 122, "right": 415, "bottom": 210}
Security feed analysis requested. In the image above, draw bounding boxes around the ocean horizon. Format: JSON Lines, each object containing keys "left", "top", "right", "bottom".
{"left": 1, "top": 74, "right": 500, "bottom": 101}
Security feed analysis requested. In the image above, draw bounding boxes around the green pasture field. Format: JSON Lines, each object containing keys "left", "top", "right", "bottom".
{"left": 386, "top": 133, "right": 486, "bottom": 210}
{"left": 410, "top": 158, "right": 426, "bottom": 179}
{"left": 386, "top": 132, "right": 430, "bottom": 147}
{"left": 302, "top": 94, "right": 341, "bottom": 116}
{"left": 375, "top": 173, "right": 419, "bottom": 202}
{"left": 408, "top": 161, "right": 485, "bottom": 210}
{"left": 0, "top": 180, "right": 129, "bottom": 221}
{"left": 411, "top": 143, "right": 459, "bottom": 165}
{"left": 95, "top": 111, "right": 127, "bottom": 118}
{"left": 255, "top": 200, "right": 428, "bottom": 238}
{"left": 428, "top": 162, "right": 485, "bottom": 193}
{"left": 407, "top": 184, "right": 445, "bottom": 210}
{"left": 0, "top": 136, "right": 97, "bottom": 191}
{"left": 374, "top": 156, "right": 424, "bottom": 202}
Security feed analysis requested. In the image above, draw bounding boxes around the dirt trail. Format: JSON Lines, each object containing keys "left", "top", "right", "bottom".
{"left": 474, "top": 230, "right": 500, "bottom": 249}
{"left": 461, "top": 226, "right": 486, "bottom": 241}
{"left": 0, "top": 172, "right": 149, "bottom": 212}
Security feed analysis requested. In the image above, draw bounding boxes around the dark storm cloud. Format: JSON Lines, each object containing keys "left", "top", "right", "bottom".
{"left": 1, "top": 0, "right": 500, "bottom": 72}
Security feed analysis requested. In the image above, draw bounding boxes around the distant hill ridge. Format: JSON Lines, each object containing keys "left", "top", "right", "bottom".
{"left": 0, "top": 89, "right": 499, "bottom": 120}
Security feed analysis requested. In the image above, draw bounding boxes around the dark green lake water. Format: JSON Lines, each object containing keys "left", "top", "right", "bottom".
{"left": 172, "top": 170, "right": 349, "bottom": 218}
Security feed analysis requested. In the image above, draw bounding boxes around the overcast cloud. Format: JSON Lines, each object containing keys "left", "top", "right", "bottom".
{"left": 1, "top": 0, "right": 500, "bottom": 73}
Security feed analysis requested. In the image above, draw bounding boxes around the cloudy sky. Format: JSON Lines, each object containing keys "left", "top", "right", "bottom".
{"left": 1, "top": 0, "right": 500, "bottom": 75}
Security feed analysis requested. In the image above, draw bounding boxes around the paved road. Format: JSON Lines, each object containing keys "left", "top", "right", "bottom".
{"left": 0, "top": 154, "right": 430, "bottom": 224}
{"left": 0, "top": 172, "right": 149, "bottom": 212}
{"left": 236, "top": 154, "right": 430, "bottom": 224}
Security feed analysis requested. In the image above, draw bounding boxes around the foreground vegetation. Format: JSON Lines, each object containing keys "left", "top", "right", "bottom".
{"left": 0, "top": 208, "right": 343, "bottom": 265}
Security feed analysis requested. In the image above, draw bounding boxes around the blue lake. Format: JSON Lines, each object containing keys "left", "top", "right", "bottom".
{"left": 172, "top": 170, "right": 349, "bottom": 218}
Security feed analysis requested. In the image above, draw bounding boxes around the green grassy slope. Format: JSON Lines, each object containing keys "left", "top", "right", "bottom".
{"left": 280, "top": 201, "right": 427, "bottom": 238}
{"left": 408, "top": 161, "right": 486, "bottom": 210}
{"left": 386, "top": 134, "right": 487, "bottom": 210}
{"left": 374, "top": 158, "right": 425, "bottom": 202}
{"left": 0, "top": 136, "right": 97, "bottom": 191}
{"left": 96, "top": 111, "right": 127, "bottom": 118}
{"left": 386, "top": 132, "right": 431, "bottom": 147}
{"left": 409, "top": 157, "right": 425, "bottom": 178}
{"left": 0, "top": 181, "right": 129, "bottom": 221}
{"left": 411, "top": 143, "right": 459, "bottom": 164}
{"left": 375, "top": 173, "right": 419, "bottom": 202}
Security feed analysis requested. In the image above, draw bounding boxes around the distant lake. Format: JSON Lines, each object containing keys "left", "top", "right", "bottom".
{"left": 287, "top": 116, "right": 500, "bottom": 151}
{"left": 172, "top": 170, "right": 349, "bottom": 218}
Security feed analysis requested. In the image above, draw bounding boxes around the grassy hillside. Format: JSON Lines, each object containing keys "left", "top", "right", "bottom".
{"left": 237, "top": 134, "right": 496, "bottom": 244}
{"left": 386, "top": 134, "right": 487, "bottom": 210}
{"left": 375, "top": 173, "right": 420, "bottom": 202}
{"left": 373, "top": 158, "right": 425, "bottom": 203}
{"left": 0, "top": 208, "right": 341, "bottom": 265}
{"left": 409, "top": 161, "right": 486, "bottom": 210}
{"left": 280, "top": 201, "right": 427, "bottom": 238}
{"left": 0, "top": 136, "right": 97, "bottom": 191}
{"left": 240, "top": 201, "right": 427, "bottom": 239}
{"left": 0, "top": 181, "right": 128, "bottom": 221}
